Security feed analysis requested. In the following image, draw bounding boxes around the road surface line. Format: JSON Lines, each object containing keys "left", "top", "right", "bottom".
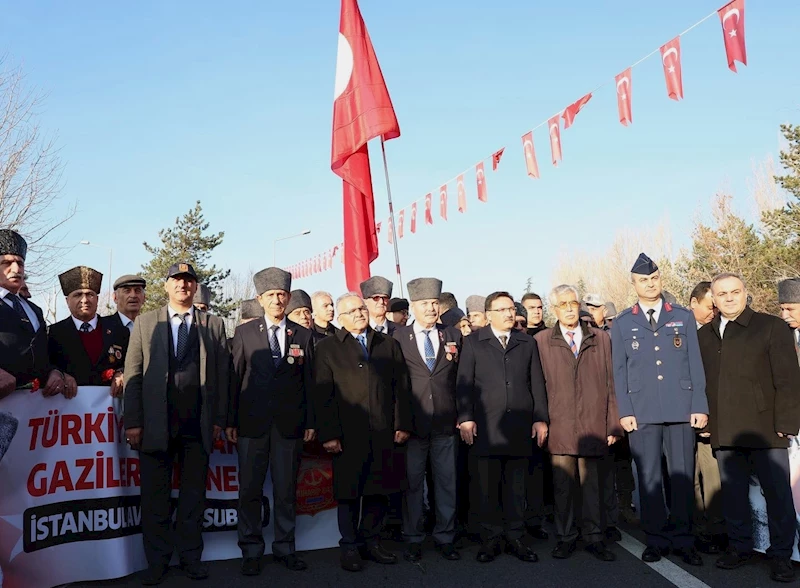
{"left": 618, "top": 530, "right": 713, "bottom": 588}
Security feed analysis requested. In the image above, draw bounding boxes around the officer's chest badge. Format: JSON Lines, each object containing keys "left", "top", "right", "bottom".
{"left": 631, "top": 340, "right": 639, "bottom": 350}
{"left": 674, "top": 336, "right": 682, "bottom": 348}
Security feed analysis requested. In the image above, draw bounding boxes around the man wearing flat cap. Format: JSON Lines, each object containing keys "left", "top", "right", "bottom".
{"left": 466, "top": 295, "right": 487, "bottom": 329}
{"left": 286, "top": 289, "right": 313, "bottom": 330}
{"left": 360, "top": 276, "right": 397, "bottom": 336}
{"left": 124, "top": 262, "right": 230, "bottom": 584}
{"left": 611, "top": 253, "right": 708, "bottom": 566}
{"left": 193, "top": 284, "right": 211, "bottom": 313}
{"left": 0, "top": 229, "right": 68, "bottom": 400}
{"left": 239, "top": 298, "right": 264, "bottom": 326}
{"left": 388, "top": 298, "right": 409, "bottom": 326}
{"left": 394, "top": 278, "right": 462, "bottom": 563}
{"left": 110, "top": 275, "right": 147, "bottom": 333}
{"left": 48, "top": 266, "right": 129, "bottom": 396}
{"left": 778, "top": 278, "right": 800, "bottom": 364}
{"left": 227, "top": 267, "right": 315, "bottom": 575}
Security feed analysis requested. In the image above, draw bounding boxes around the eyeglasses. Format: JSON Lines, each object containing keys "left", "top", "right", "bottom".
{"left": 555, "top": 301, "right": 580, "bottom": 310}
{"left": 489, "top": 307, "right": 516, "bottom": 315}
{"left": 369, "top": 295, "right": 389, "bottom": 302}
{"left": 340, "top": 306, "right": 369, "bottom": 317}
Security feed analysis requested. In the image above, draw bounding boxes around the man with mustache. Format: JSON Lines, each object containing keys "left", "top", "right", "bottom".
{"left": 110, "top": 274, "right": 147, "bottom": 333}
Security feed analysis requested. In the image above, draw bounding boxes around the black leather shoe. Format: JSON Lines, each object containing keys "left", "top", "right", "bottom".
{"left": 140, "top": 564, "right": 168, "bottom": 586}
{"left": 437, "top": 543, "right": 461, "bottom": 561}
{"left": 695, "top": 537, "right": 721, "bottom": 555}
{"left": 340, "top": 548, "right": 364, "bottom": 572}
{"left": 526, "top": 525, "right": 549, "bottom": 541}
{"left": 362, "top": 543, "right": 397, "bottom": 564}
{"left": 642, "top": 546, "right": 669, "bottom": 563}
{"left": 404, "top": 543, "right": 423, "bottom": 563}
{"left": 506, "top": 538, "right": 539, "bottom": 562}
{"left": 476, "top": 540, "right": 501, "bottom": 563}
{"left": 180, "top": 561, "right": 209, "bottom": 580}
{"left": 715, "top": 548, "right": 754, "bottom": 569}
{"left": 275, "top": 553, "right": 308, "bottom": 571}
{"left": 586, "top": 541, "right": 616, "bottom": 562}
{"left": 605, "top": 526, "right": 622, "bottom": 542}
{"left": 770, "top": 558, "right": 796, "bottom": 583}
{"left": 673, "top": 547, "right": 703, "bottom": 567}
{"left": 551, "top": 540, "right": 577, "bottom": 559}
{"left": 241, "top": 557, "right": 261, "bottom": 576}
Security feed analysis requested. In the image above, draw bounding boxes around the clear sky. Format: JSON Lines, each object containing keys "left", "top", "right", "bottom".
{"left": 2, "top": 0, "right": 798, "bottom": 314}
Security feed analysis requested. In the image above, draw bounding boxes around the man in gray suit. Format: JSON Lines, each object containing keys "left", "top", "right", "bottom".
{"left": 124, "top": 262, "right": 230, "bottom": 585}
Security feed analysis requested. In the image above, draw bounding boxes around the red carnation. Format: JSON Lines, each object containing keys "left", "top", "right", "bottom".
{"left": 29, "top": 378, "right": 41, "bottom": 393}
{"left": 102, "top": 369, "right": 116, "bottom": 383}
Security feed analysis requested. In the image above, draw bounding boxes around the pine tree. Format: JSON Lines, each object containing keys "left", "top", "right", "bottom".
{"left": 762, "top": 123, "right": 800, "bottom": 276}
{"left": 139, "top": 201, "right": 234, "bottom": 316}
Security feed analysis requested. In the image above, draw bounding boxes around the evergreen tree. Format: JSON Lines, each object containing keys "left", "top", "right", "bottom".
{"left": 762, "top": 124, "right": 800, "bottom": 275}
{"left": 139, "top": 201, "right": 233, "bottom": 316}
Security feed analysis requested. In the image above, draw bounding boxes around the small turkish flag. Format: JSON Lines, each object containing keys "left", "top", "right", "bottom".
{"left": 398, "top": 209, "right": 404, "bottom": 238}
{"left": 660, "top": 37, "right": 683, "bottom": 101}
{"left": 387, "top": 219, "right": 393, "bottom": 244}
{"left": 475, "top": 162, "right": 488, "bottom": 202}
{"left": 615, "top": 68, "right": 633, "bottom": 126}
{"left": 562, "top": 93, "right": 592, "bottom": 129}
{"left": 521, "top": 131, "right": 540, "bottom": 179}
{"left": 411, "top": 202, "right": 417, "bottom": 233}
{"left": 492, "top": 148, "right": 505, "bottom": 171}
{"left": 548, "top": 116, "right": 562, "bottom": 166}
{"left": 315, "top": 255, "right": 321, "bottom": 273}
{"left": 439, "top": 185, "right": 448, "bottom": 221}
{"left": 457, "top": 175, "right": 467, "bottom": 213}
{"left": 376, "top": 221, "right": 382, "bottom": 234}
{"left": 718, "top": 0, "right": 746, "bottom": 72}
{"left": 425, "top": 193, "right": 433, "bottom": 225}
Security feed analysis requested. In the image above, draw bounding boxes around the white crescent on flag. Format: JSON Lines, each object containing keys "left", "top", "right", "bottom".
{"left": 616, "top": 77, "right": 629, "bottom": 95}
{"left": 662, "top": 47, "right": 678, "bottom": 64}
{"left": 333, "top": 33, "right": 354, "bottom": 99}
{"left": 722, "top": 8, "right": 740, "bottom": 27}
{"left": 549, "top": 123, "right": 559, "bottom": 141}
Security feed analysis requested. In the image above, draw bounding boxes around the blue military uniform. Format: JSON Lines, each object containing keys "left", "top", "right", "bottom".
{"left": 611, "top": 253, "right": 708, "bottom": 556}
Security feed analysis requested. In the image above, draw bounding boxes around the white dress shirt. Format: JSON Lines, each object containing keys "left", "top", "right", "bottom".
{"left": 414, "top": 322, "right": 440, "bottom": 362}
{"left": 265, "top": 316, "right": 287, "bottom": 357}
{"left": 490, "top": 326, "right": 512, "bottom": 347}
{"left": 71, "top": 315, "right": 99, "bottom": 332}
{"left": 0, "top": 286, "right": 40, "bottom": 331}
{"left": 168, "top": 306, "right": 195, "bottom": 355}
{"left": 638, "top": 297, "right": 664, "bottom": 325}
{"left": 118, "top": 311, "right": 135, "bottom": 332}
{"left": 719, "top": 316, "right": 731, "bottom": 339}
{"left": 559, "top": 323, "right": 582, "bottom": 351}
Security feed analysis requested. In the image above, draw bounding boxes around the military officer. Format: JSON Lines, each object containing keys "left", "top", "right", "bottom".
{"left": 611, "top": 253, "right": 708, "bottom": 566}
{"left": 193, "top": 284, "right": 211, "bottom": 312}
{"left": 110, "top": 275, "right": 147, "bottom": 333}
{"left": 360, "top": 276, "right": 397, "bottom": 335}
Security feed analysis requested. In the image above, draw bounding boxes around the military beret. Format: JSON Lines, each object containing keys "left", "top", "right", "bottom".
{"left": 0, "top": 230, "right": 27, "bottom": 260}
{"left": 113, "top": 274, "right": 146, "bottom": 290}
{"left": 240, "top": 298, "right": 264, "bottom": 320}
{"left": 466, "top": 295, "right": 486, "bottom": 315}
{"left": 253, "top": 267, "right": 291, "bottom": 295}
{"left": 286, "top": 289, "right": 312, "bottom": 315}
{"left": 406, "top": 278, "right": 442, "bottom": 302}
{"left": 167, "top": 262, "right": 198, "bottom": 280}
{"left": 360, "top": 275, "right": 393, "bottom": 298}
{"left": 193, "top": 284, "right": 211, "bottom": 307}
{"left": 778, "top": 278, "right": 800, "bottom": 304}
{"left": 59, "top": 266, "right": 103, "bottom": 296}
{"left": 631, "top": 252, "right": 658, "bottom": 275}
{"left": 389, "top": 297, "right": 409, "bottom": 312}
{"left": 440, "top": 307, "right": 466, "bottom": 328}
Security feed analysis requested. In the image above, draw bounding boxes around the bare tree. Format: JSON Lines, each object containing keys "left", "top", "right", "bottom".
{"left": 220, "top": 269, "right": 256, "bottom": 336}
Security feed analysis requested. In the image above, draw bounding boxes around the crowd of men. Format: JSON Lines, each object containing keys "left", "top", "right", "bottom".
{"left": 2, "top": 227, "right": 800, "bottom": 585}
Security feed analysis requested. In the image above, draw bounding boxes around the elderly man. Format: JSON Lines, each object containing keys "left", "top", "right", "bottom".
{"left": 361, "top": 276, "right": 397, "bottom": 335}
{"left": 286, "top": 289, "right": 313, "bottom": 330}
{"left": 228, "top": 268, "right": 315, "bottom": 575}
{"left": 311, "top": 291, "right": 336, "bottom": 338}
{"left": 698, "top": 274, "right": 800, "bottom": 584}
{"left": 394, "top": 278, "right": 462, "bottom": 562}
{"left": 314, "top": 292, "right": 412, "bottom": 572}
{"left": 124, "top": 262, "right": 230, "bottom": 584}
{"left": 457, "top": 291, "right": 548, "bottom": 563}
{"left": 48, "top": 266, "right": 129, "bottom": 396}
{"left": 611, "top": 253, "right": 708, "bottom": 566}
{"left": 583, "top": 294, "right": 608, "bottom": 330}
{"left": 522, "top": 293, "right": 546, "bottom": 335}
{"left": 388, "top": 298, "right": 409, "bottom": 325}
{"left": 110, "top": 275, "right": 147, "bottom": 332}
{"left": 239, "top": 298, "right": 264, "bottom": 325}
{"left": 466, "top": 295, "right": 487, "bottom": 329}
{"left": 535, "top": 285, "right": 621, "bottom": 562}
{"left": 192, "top": 284, "right": 211, "bottom": 312}
{"left": 0, "top": 230, "right": 69, "bottom": 400}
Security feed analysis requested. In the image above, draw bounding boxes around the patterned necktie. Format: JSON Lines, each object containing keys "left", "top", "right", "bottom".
{"left": 175, "top": 313, "right": 188, "bottom": 359}
{"left": 567, "top": 331, "right": 578, "bottom": 357}
{"left": 80, "top": 322, "right": 92, "bottom": 333}
{"left": 499, "top": 334, "right": 508, "bottom": 349}
{"left": 357, "top": 333, "right": 369, "bottom": 358}
{"left": 423, "top": 330, "right": 436, "bottom": 372}
{"left": 7, "top": 294, "right": 32, "bottom": 331}
{"left": 269, "top": 325, "right": 282, "bottom": 366}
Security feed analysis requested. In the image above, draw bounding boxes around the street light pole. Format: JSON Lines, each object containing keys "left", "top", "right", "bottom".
{"left": 273, "top": 230, "right": 311, "bottom": 266}
{"left": 79, "top": 241, "right": 113, "bottom": 308}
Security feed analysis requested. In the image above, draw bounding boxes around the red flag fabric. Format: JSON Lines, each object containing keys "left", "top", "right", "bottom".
{"left": 457, "top": 175, "right": 467, "bottom": 213}
{"left": 331, "top": 0, "right": 401, "bottom": 292}
{"left": 562, "top": 93, "right": 592, "bottom": 129}
{"left": 398, "top": 209, "right": 405, "bottom": 238}
{"left": 548, "top": 116, "right": 562, "bottom": 166}
{"left": 425, "top": 193, "right": 433, "bottom": 225}
{"left": 411, "top": 202, "right": 418, "bottom": 233}
{"left": 660, "top": 37, "right": 683, "bottom": 101}
{"left": 492, "top": 148, "right": 505, "bottom": 171}
{"left": 521, "top": 131, "right": 540, "bottom": 179}
{"left": 718, "top": 0, "right": 746, "bottom": 72}
{"left": 439, "top": 185, "right": 448, "bottom": 221}
{"left": 315, "top": 256, "right": 321, "bottom": 273}
{"left": 387, "top": 219, "right": 393, "bottom": 244}
{"left": 615, "top": 68, "right": 633, "bottom": 126}
{"left": 475, "top": 162, "right": 488, "bottom": 202}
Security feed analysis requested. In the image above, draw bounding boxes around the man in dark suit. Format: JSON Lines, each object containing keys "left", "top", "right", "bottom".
{"left": 124, "top": 262, "right": 230, "bottom": 585}
{"left": 227, "top": 268, "right": 315, "bottom": 575}
{"left": 109, "top": 274, "right": 147, "bottom": 333}
{"left": 0, "top": 230, "right": 72, "bottom": 400}
{"left": 698, "top": 273, "right": 800, "bottom": 584}
{"left": 457, "top": 291, "right": 548, "bottom": 563}
{"left": 48, "top": 266, "right": 129, "bottom": 396}
{"left": 361, "top": 275, "right": 397, "bottom": 335}
{"left": 314, "top": 292, "right": 412, "bottom": 572}
{"left": 394, "top": 278, "right": 461, "bottom": 562}
{"left": 611, "top": 253, "right": 708, "bottom": 566}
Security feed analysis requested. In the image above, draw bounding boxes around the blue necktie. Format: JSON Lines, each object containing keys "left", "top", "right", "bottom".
{"left": 269, "top": 325, "right": 282, "bottom": 366}
{"left": 423, "top": 330, "right": 436, "bottom": 372}
{"left": 357, "top": 333, "right": 368, "bottom": 358}
{"left": 176, "top": 313, "right": 188, "bottom": 359}
{"left": 7, "top": 294, "right": 32, "bottom": 331}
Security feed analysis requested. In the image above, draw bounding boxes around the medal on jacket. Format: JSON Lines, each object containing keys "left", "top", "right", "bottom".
{"left": 445, "top": 342, "right": 458, "bottom": 362}
{"left": 631, "top": 337, "right": 639, "bottom": 351}
{"left": 674, "top": 336, "right": 682, "bottom": 349}
{"left": 288, "top": 344, "right": 304, "bottom": 365}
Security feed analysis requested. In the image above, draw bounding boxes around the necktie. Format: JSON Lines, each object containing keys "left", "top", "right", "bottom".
{"left": 176, "top": 313, "right": 188, "bottom": 359}
{"left": 80, "top": 322, "right": 92, "bottom": 333}
{"left": 423, "top": 330, "right": 436, "bottom": 372}
{"left": 376, "top": 324, "right": 385, "bottom": 333}
{"left": 357, "top": 333, "right": 369, "bottom": 358}
{"left": 499, "top": 334, "right": 508, "bottom": 349}
{"left": 269, "top": 325, "right": 282, "bottom": 366}
{"left": 647, "top": 309, "right": 656, "bottom": 330}
{"left": 567, "top": 331, "right": 578, "bottom": 358}
{"left": 7, "top": 294, "right": 32, "bottom": 331}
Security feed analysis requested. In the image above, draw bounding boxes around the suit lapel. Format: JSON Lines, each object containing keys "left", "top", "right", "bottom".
{"left": 64, "top": 319, "right": 92, "bottom": 372}
{"left": 98, "top": 319, "right": 114, "bottom": 368}
{"left": 158, "top": 306, "right": 170, "bottom": 359}
{"left": 401, "top": 329, "right": 428, "bottom": 371}
{"left": 504, "top": 330, "right": 523, "bottom": 354}
{"left": 479, "top": 327, "right": 507, "bottom": 354}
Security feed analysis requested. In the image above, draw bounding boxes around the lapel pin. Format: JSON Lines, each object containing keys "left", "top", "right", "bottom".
{"left": 259, "top": 323, "right": 264, "bottom": 333}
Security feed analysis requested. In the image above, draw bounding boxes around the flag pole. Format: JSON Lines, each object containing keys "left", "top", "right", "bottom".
{"left": 379, "top": 137, "right": 404, "bottom": 298}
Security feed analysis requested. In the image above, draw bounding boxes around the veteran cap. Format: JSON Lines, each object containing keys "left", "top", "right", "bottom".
{"left": 167, "top": 262, "right": 198, "bottom": 280}
{"left": 360, "top": 275, "right": 393, "bottom": 299}
{"left": 406, "top": 278, "right": 442, "bottom": 302}
{"left": 253, "top": 267, "right": 291, "bottom": 296}
{"left": 0, "top": 230, "right": 27, "bottom": 260}
{"left": 631, "top": 253, "right": 658, "bottom": 275}
{"left": 778, "top": 278, "right": 800, "bottom": 304}
{"left": 583, "top": 293, "right": 604, "bottom": 307}
{"left": 286, "top": 289, "right": 312, "bottom": 315}
{"left": 240, "top": 298, "right": 264, "bottom": 320}
{"left": 113, "top": 274, "right": 146, "bottom": 290}
{"left": 59, "top": 266, "right": 103, "bottom": 296}
{"left": 466, "top": 295, "right": 486, "bottom": 315}
{"left": 193, "top": 284, "right": 211, "bottom": 307}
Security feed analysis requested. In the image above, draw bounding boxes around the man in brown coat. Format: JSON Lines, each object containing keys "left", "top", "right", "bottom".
{"left": 535, "top": 285, "right": 622, "bottom": 562}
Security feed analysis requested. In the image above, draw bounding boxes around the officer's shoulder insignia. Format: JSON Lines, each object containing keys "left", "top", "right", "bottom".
{"left": 618, "top": 306, "right": 635, "bottom": 318}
